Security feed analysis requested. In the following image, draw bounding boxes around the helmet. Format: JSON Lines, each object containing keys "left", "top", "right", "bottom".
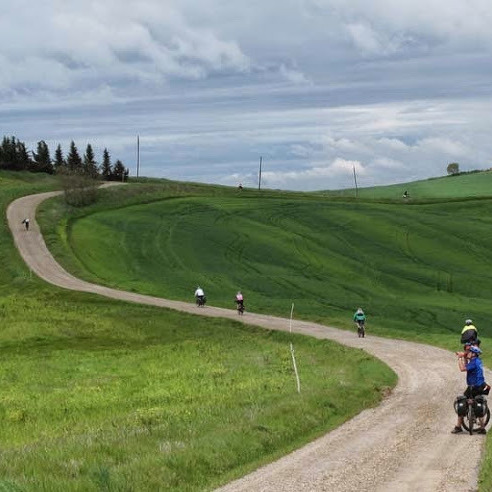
{"left": 469, "top": 346, "right": 481, "bottom": 354}
{"left": 465, "top": 319, "right": 473, "bottom": 325}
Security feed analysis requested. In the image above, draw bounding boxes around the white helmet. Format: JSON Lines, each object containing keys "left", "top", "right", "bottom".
{"left": 465, "top": 319, "right": 473, "bottom": 325}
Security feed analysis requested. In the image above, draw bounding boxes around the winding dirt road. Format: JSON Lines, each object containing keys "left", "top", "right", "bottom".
{"left": 7, "top": 190, "right": 489, "bottom": 491}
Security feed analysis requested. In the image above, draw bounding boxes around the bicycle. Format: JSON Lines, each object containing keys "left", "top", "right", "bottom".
{"left": 236, "top": 301, "right": 245, "bottom": 315}
{"left": 460, "top": 394, "right": 490, "bottom": 434}
{"left": 196, "top": 296, "right": 206, "bottom": 307}
{"left": 356, "top": 320, "right": 365, "bottom": 338}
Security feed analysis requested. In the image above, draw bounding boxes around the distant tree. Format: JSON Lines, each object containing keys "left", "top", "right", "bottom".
{"left": 83, "top": 143, "right": 99, "bottom": 179}
{"left": 60, "top": 172, "right": 98, "bottom": 207}
{"left": 112, "top": 159, "right": 129, "bottom": 182}
{"left": 0, "top": 136, "right": 15, "bottom": 169}
{"left": 0, "top": 136, "right": 32, "bottom": 171}
{"left": 60, "top": 141, "right": 99, "bottom": 206}
{"left": 101, "top": 148, "right": 112, "bottom": 181}
{"left": 54, "top": 144, "right": 66, "bottom": 173}
{"left": 66, "top": 141, "right": 83, "bottom": 172}
{"left": 32, "top": 140, "right": 54, "bottom": 174}
{"left": 15, "top": 141, "right": 31, "bottom": 171}
{"left": 447, "top": 162, "right": 460, "bottom": 175}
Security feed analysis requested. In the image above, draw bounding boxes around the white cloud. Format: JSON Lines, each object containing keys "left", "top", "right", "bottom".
{"left": 307, "top": 0, "right": 492, "bottom": 53}
{"left": 329, "top": 158, "right": 365, "bottom": 175}
{"left": 370, "top": 157, "right": 406, "bottom": 170}
{"left": 414, "top": 137, "right": 468, "bottom": 156}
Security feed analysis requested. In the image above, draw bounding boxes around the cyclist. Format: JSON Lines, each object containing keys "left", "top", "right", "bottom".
{"left": 353, "top": 308, "right": 366, "bottom": 337}
{"left": 194, "top": 286, "right": 205, "bottom": 306}
{"left": 235, "top": 291, "right": 244, "bottom": 313}
{"left": 452, "top": 346, "right": 488, "bottom": 434}
{"left": 461, "top": 319, "right": 480, "bottom": 347}
{"left": 235, "top": 291, "right": 244, "bottom": 307}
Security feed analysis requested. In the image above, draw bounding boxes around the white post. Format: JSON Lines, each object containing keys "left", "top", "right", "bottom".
{"left": 289, "top": 303, "right": 301, "bottom": 393}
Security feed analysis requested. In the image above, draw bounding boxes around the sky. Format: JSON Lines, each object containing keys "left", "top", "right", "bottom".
{"left": 2, "top": 0, "right": 492, "bottom": 191}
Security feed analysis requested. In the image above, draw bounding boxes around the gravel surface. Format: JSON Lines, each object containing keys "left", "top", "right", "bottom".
{"left": 7, "top": 190, "right": 489, "bottom": 491}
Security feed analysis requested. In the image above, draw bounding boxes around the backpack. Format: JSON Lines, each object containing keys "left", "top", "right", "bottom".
{"left": 461, "top": 329, "right": 477, "bottom": 344}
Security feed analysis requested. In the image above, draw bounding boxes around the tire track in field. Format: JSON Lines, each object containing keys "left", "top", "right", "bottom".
{"left": 7, "top": 189, "right": 489, "bottom": 492}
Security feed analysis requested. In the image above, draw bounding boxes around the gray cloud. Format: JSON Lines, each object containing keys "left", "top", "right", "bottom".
{"left": 1, "top": 1, "right": 492, "bottom": 190}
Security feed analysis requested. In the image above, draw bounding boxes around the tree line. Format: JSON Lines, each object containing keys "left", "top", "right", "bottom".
{"left": 0, "top": 136, "right": 128, "bottom": 181}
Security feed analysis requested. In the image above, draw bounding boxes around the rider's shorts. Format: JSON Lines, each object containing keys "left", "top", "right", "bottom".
{"left": 465, "top": 383, "right": 487, "bottom": 398}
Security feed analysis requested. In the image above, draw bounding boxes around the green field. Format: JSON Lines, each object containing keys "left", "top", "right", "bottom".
{"left": 326, "top": 170, "right": 492, "bottom": 200}
{"left": 38, "top": 172, "right": 492, "bottom": 489}
{"left": 43, "top": 179, "right": 492, "bottom": 349}
{"left": 0, "top": 172, "right": 396, "bottom": 490}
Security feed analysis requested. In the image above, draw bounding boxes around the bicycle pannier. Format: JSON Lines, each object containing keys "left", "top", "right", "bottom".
{"left": 454, "top": 395, "right": 467, "bottom": 416}
{"left": 474, "top": 395, "right": 488, "bottom": 418}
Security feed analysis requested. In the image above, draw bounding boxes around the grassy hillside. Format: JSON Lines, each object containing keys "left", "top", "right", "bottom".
{"left": 326, "top": 170, "right": 492, "bottom": 200}
{"left": 0, "top": 172, "right": 395, "bottom": 490}
{"left": 35, "top": 172, "right": 492, "bottom": 490}
{"left": 41, "top": 180, "right": 492, "bottom": 353}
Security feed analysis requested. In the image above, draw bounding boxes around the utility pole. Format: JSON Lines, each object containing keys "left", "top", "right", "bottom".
{"left": 258, "top": 156, "right": 262, "bottom": 191}
{"left": 353, "top": 164, "right": 358, "bottom": 198}
{"left": 136, "top": 135, "right": 140, "bottom": 178}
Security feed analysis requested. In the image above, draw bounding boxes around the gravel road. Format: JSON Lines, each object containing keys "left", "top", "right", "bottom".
{"left": 6, "top": 190, "right": 489, "bottom": 491}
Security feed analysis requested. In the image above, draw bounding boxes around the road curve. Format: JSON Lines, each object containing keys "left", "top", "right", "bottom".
{"left": 7, "top": 190, "right": 488, "bottom": 491}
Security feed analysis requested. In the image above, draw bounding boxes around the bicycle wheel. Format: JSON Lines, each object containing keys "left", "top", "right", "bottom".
{"left": 463, "top": 403, "right": 475, "bottom": 434}
{"left": 483, "top": 407, "right": 491, "bottom": 428}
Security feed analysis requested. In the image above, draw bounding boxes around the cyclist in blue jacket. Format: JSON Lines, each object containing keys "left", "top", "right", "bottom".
{"left": 452, "top": 346, "right": 488, "bottom": 434}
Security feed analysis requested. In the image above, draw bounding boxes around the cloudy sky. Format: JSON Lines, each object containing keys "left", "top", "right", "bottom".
{"left": 2, "top": 0, "right": 492, "bottom": 191}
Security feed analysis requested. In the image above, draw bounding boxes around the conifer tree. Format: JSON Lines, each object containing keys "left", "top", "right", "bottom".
{"left": 32, "top": 140, "right": 54, "bottom": 174}
{"left": 15, "top": 141, "right": 31, "bottom": 171}
{"left": 66, "top": 141, "right": 83, "bottom": 172}
{"left": 54, "top": 144, "right": 65, "bottom": 173}
{"left": 112, "top": 159, "right": 128, "bottom": 182}
{"left": 101, "top": 148, "right": 112, "bottom": 181}
{"left": 0, "top": 136, "right": 17, "bottom": 169}
{"left": 83, "top": 143, "right": 99, "bottom": 178}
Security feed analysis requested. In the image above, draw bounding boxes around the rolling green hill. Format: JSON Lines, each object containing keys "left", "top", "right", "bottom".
{"left": 0, "top": 173, "right": 395, "bottom": 490}
{"left": 326, "top": 170, "right": 492, "bottom": 200}
{"left": 18, "top": 170, "right": 492, "bottom": 490}
{"left": 43, "top": 177, "right": 492, "bottom": 349}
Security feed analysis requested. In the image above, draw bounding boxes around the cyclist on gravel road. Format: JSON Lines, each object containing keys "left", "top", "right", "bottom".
{"left": 353, "top": 308, "right": 366, "bottom": 330}
{"left": 452, "top": 346, "right": 488, "bottom": 434}
{"left": 194, "top": 286, "right": 206, "bottom": 306}
{"left": 461, "top": 319, "right": 480, "bottom": 347}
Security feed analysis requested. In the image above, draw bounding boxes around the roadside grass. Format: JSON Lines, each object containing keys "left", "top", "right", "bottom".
{"left": 0, "top": 172, "right": 396, "bottom": 490}
{"left": 0, "top": 297, "right": 394, "bottom": 491}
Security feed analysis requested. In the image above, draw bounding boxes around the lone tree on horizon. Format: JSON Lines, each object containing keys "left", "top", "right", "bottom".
{"left": 447, "top": 162, "right": 460, "bottom": 175}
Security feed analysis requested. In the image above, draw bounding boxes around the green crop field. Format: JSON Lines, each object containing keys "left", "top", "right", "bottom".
{"left": 38, "top": 172, "right": 492, "bottom": 490}
{"left": 42, "top": 178, "right": 492, "bottom": 349}
{"left": 0, "top": 172, "right": 395, "bottom": 490}
{"left": 326, "top": 170, "right": 492, "bottom": 200}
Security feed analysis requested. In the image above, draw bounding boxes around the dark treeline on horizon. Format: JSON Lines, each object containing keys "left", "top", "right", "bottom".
{"left": 0, "top": 136, "right": 129, "bottom": 181}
